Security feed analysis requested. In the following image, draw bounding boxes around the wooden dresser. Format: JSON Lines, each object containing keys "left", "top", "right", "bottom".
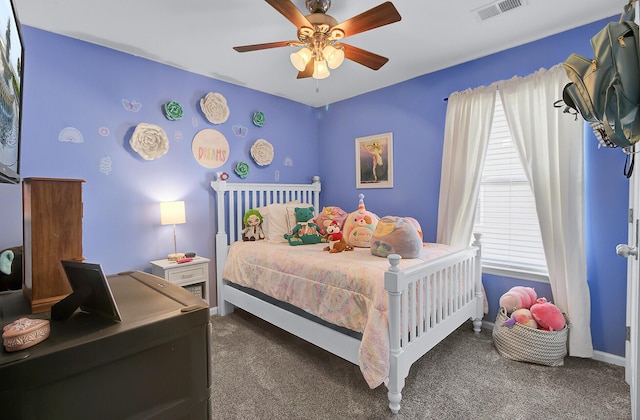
{"left": 22, "top": 178, "right": 84, "bottom": 313}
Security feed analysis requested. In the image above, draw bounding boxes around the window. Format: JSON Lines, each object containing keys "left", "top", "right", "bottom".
{"left": 473, "top": 93, "right": 549, "bottom": 281}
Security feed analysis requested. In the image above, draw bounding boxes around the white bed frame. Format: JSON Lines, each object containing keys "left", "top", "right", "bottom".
{"left": 211, "top": 177, "right": 484, "bottom": 414}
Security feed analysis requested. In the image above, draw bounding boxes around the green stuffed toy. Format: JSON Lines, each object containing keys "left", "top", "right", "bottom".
{"left": 283, "top": 206, "right": 324, "bottom": 246}
{"left": 0, "top": 246, "right": 22, "bottom": 291}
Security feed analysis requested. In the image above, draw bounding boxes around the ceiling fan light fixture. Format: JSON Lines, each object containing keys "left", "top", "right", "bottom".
{"left": 290, "top": 47, "right": 312, "bottom": 71}
{"left": 312, "top": 59, "right": 330, "bottom": 80}
{"left": 323, "top": 45, "right": 345, "bottom": 69}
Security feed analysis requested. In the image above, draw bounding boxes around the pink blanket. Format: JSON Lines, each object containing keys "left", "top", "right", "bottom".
{"left": 222, "top": 241, "right": 453, "bottom": 388}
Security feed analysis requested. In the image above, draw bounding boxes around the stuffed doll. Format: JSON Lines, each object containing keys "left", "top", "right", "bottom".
{"left": 242, "top": 209, "right": 265, "bottom": 241}
{"left": 284, "top": 206, "right": 324, "bottom": 246}
{"left": 323, "top": 221, "right": 354, "bottom": 253}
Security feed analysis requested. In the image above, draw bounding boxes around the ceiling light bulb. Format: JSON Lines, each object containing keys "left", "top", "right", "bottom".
{"left": 290, "top": 47, "right": 312, "bottom": 71}
{"left": 323, "top": 45, "right": 344, "bottom": 69}
{"left": 312, "top": 60, "right": 330, "bottom": 79}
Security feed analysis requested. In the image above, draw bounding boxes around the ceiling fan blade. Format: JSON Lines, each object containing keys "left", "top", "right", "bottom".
{"left": 341, "top": 43, "right": 389, "bottom": 70}
{"left": 331, "top": 2, "right": 401, "bottom": 38}
{"left": 233, "top": 41, "right": 296, "bottom": 52}
{"left": 266, "top": 0, "right": 313, "bottom": 29}
{"left": 297, "top": 59, "right": 314, "bottom": 79}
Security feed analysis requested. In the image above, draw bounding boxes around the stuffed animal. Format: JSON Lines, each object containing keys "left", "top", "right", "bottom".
{"left": 343, "top": 194, "right": 379, "bottom": 248}
{"left": 242, "top": 209, "right": 265, "bottom": 241}
{"left": 530, "top": 298, "right": 566, "bottom": 331}
{"left": 323, "top": 221, "right": 354, "bottom": 253}
{"left": 284, "top": 206, "right": 324, "bottom": 246}
{"left": 503, "top": 308, "right": 538, "bottom": 329}
{"left": 499, "top": 286, "right": 537, "bottom": 313}
{"left": 315, "top": 206, "right": 348, "bottom": 234}
{"left": 0, "top": 246, "right": 22, "bottom": 291}
{"left": 370, "top": 216, "right": 422, "bottom": 258}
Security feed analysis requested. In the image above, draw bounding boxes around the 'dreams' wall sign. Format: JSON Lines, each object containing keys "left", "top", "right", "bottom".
{"left": 191, "top": 129, "right": 229, "bottom": 168}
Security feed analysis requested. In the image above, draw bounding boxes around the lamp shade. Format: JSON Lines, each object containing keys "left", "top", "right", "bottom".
{"left": 160, "top": 201, "right": 186, "bottom": 225}
{"left": 323, "top": 45, "right": 345, "bottom": 69}
{"left": 312, "top": 60, "right": 330, "bottom": 79}
{"left": 290, "top": 47, "right": 312, "bottom": 71}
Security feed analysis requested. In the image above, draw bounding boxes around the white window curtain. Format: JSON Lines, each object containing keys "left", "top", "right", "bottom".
{"left": 437, "top": 84, "right": 496, "bottom": 247}
{"left": 438, "top": 65, "right": 592, "bottom": 357}
{"left": 499, "top": 64, "right": 591, "bottom": 357}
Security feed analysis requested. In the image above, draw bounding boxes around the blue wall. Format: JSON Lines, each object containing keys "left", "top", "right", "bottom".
{"left": 0, "top": 16, "right": 630, "bottom": 357}
{"left": 5, "top": 27, "right": 320, "bottom": 275}
{"left": 317, "top": 17, "right": 629, "bottom": 356}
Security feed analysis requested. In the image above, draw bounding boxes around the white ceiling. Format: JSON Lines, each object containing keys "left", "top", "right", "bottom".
{"left": 13, "top": 0, "right": 624, "bottom": 107}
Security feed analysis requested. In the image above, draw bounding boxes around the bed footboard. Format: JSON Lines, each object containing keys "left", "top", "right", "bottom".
{"left": 384, "top": 233, "right": 483, "bottom": 414}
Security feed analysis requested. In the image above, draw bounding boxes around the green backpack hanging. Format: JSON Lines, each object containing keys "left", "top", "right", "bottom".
{"left": 561, "top": 2, "right": 640, "bottom": 149}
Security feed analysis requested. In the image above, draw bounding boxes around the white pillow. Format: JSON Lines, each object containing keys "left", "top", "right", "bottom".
{"left": 257, "top": 201, "right": 299, "bottom": 243}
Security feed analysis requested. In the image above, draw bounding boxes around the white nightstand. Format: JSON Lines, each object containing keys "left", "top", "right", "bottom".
{"left": 150, "top": 256, "right": 210, "bottom": 304}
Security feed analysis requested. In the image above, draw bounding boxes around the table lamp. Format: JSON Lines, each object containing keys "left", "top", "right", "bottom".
{"left": 160, "top": 200, "right": 186, "bottom": 261}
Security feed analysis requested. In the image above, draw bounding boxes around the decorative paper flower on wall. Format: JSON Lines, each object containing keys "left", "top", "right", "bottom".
{"left": 252, "top": 111, "right": 266, "bottom": 127}
{"left": 250, "top": 138, "right": 274, "bottom": 166}
{"left": 163, "top": 101, "right": 184, "bottom": 121}
{"left": 234, "top": 161, "right": 250, "bottom": 179}
{"left": 130, "top": 122, "right": 169, "bottom": 160}
{"left": 200, "top": 92, "right": 230, "bottom": 124}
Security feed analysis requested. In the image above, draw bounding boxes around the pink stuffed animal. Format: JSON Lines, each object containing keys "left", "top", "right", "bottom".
{"left": 530, "top": 298, "right": 566, "bottom": 331}
{"left": 499, "top": 286, "right": 537, "bottom": 313}
{"left": 503, "top": 308, "right": 538, "bottom": 329}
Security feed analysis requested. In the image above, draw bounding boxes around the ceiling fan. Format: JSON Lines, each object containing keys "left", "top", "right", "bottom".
{"left": 233, "top": 0, "right": 402, "bottom": 80}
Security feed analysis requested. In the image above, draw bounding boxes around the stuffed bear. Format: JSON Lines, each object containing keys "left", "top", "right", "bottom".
{"left": 0, "top": 246, "right": 22, "bottom": 291}
{"left": 284, "top": 206, "right": 324, "bottom": 246}
{"left": 323, "top": 221, "right": 354, "bottom": 253}
{"left": 242, "top": 209, "right": 265, "bottom": 241}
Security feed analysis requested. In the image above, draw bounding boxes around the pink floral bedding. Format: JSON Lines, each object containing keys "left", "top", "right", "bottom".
{"left": 222, "top": 241, "right": 454, "bottom": 388}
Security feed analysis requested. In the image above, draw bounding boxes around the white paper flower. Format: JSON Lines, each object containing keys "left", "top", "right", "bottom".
{"left": 250, "top": 138, "right": 274, "bottom": 166}
{"left": 200, "top": 92, "right": 230, "bottom": 124}
{"left": 130, "top": 122, "right": 169, "bottom": 160}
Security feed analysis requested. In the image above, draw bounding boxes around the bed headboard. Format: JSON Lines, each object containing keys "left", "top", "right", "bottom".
{"left": 210, "top": 176, "right": 321, "bottom": 308}
{"left": 211, "top": 176, "right": 321, "bottom": 243}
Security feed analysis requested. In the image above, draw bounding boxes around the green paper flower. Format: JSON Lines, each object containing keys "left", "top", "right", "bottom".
{"left": 164, "top": 101, "right": 183, "bottom": 121}
{"left": 252, "top": 111, "right": 266, "bottom": 127}
{"left": 234, "top": 161, "right": 250, "bottom": 179}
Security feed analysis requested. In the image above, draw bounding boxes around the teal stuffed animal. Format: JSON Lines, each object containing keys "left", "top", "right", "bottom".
{"left": 0, "top": 246, "right": 22, "bottom": 291}
{"left": 283, "top": 206, "right": 324, "bottom": 246}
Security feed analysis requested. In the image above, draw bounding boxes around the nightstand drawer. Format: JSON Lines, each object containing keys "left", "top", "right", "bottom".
{"left": 150, "top": 256, "right": 210, "bottom": 304}
{"left": 166, "top": 265, "right": 207, "bottom": 284}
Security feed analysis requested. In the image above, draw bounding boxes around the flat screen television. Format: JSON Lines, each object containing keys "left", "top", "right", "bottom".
{"left": 0, "top": 0, "right": 23, "bottom": 184}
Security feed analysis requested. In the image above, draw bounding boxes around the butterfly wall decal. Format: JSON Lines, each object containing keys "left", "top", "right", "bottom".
{"left": 122, "top": 99, "right": 142, "bottom": 112}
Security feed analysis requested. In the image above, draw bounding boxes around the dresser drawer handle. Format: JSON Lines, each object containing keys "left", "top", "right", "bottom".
{"left": 181, "top": 273, "right": 194, "bottom": 279}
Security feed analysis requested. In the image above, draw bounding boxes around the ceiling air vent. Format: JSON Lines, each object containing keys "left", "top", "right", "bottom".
{"left": 473, "top": 0, "right": 528, "bottom": 21}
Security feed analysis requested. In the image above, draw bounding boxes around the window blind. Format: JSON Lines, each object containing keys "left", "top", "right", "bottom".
{"left": 474, "top": 93, "right": 548, "bottom": 276}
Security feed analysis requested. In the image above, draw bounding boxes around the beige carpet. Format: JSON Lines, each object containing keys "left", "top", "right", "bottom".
{"left": 210, "top": 309, "right": 630, "bottom": 419}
